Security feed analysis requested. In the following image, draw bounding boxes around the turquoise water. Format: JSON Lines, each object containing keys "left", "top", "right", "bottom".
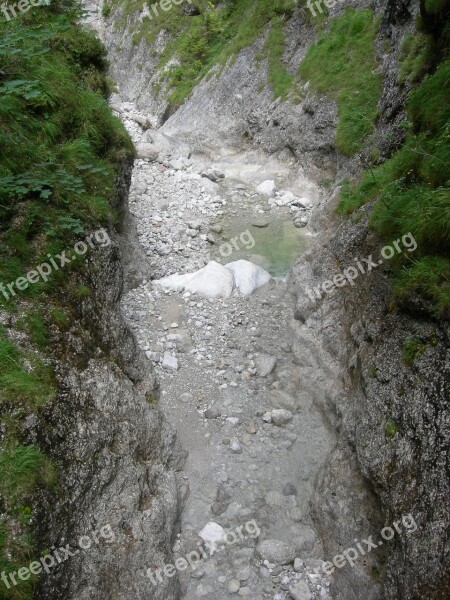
{"left": 213, "top": 217, "right": 308, "bottom": 277}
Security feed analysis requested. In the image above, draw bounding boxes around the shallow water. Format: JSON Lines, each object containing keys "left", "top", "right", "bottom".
{"left": 213, "top": 216, "right": 309, "bottom": 277}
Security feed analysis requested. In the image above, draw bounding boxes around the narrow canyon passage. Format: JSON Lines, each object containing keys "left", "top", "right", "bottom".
{"left": 119, "top": 110, "right": 337, "bottom": 599}
{"left": 2, "top": 3, "right": 448, "bottom": 600}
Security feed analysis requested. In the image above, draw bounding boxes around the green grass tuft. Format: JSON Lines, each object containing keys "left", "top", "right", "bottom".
{"left": 299, "top": 8, "right": 382, "bottom": 156}
{"left": 0, "top": 332, "right": 55, "bottom": 409}
{"left": 337, "top": 57, "right": 450, "bottom": 314}
{"left": 0, "top": 445, "right": 56, "bottom": 504}
{"left": 384, "top": 420, "right": 399, "bottom": 438}
{"left": 263, "top": 16, "right": 294, "bottom": 100}
{"left": 398, "top": 32, "right": 435, "bottom": 84}
{"left": 17, "top": 311, "right": 49, "bottom": 348}
{"left": 402, "top": 338, "right": 427, "bottom": 365}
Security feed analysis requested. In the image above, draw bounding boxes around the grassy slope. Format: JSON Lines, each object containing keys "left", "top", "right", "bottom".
{"left": 299, "top": 8, "right": 382, "bottom": 156}
{"left": 107, "top": 0, "right": 299, "bottom": 104}
{"left": 337, "top": 12, "right": 450, "bottom": 315}
{"left": 0, "top": 2, "right": 133, "bottom": 597}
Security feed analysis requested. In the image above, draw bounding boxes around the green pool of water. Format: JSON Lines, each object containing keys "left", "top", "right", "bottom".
{"left": 213, "top": 218, "right": 309, "bottom": 277}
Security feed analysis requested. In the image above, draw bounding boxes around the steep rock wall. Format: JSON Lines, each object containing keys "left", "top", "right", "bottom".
{"left": 32, "top": 159, "right": 185, "bottom": 600}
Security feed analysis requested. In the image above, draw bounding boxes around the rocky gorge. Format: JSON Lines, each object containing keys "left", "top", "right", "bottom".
{"left": 71, "top": 0, "right": 450, "bottom": 597}
{"left": 0, "top": 1, "right": 448, "bottom": 600}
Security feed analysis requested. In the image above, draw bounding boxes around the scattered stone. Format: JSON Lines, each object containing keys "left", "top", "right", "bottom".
{"left": 238, "top": 587, "right": 251, "bottom": 596}
{"left": 294, "top": 219, "right": 308, "bottom": 228}
{"left": 262, "top": 412, "right": 272, "bottom": 423}
{"left": 154, "top": 261, "right": 235, "bottom": 298}
{"left": 188, "top": 220, "right": 202, "bottom": 230}
{"left": 162, "top": 353, "right": 178, "bottom": 370}
{"left": 254, "top": 354, "right": 277, "bottom": 377}
{"left": 289, "top": 580, "right": 312, "bottom": 600}
{"left": 229, "top": 439, "right": 242, "bottom": 453}
{"left": 251, "top": 219, "right": 270, "bottom": 228}
{"left": 228, "top": 579, "right": 240, "bottom": 593}
{"left": 256, "top": 539, "right": 296, "bottom": 565}
{"left": 282, "top": 483, "right": 297, "bottom": 496}
{"left": 294, "top": 558, "right": 304, "bottom": 572}
{"left": 271, "top": 409, "right": 293, "bottom": 426}
{"left": 204, "top": 405, "right": 221, "bottom": 419}
{"left": 294, "top": 197, "right": 312, "bottom": 208}
{"left": 211, "top": 502, "right": 225, "bottom": 515}
{"left": 202, "top": 168, "right": 225, "bottom": 182}
{"left": 136, "top": 142, "right": 159, "bottom": 161}
{"left": 129, "top": 112, "right": 151, "bottom": 128}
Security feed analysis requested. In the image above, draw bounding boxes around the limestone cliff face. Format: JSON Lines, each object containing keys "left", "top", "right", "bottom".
{"left": 291, "top": 210, "right": 449, "bottom": 599}
{"left": 33, "top": 159, "right": 184, "bottom": 600}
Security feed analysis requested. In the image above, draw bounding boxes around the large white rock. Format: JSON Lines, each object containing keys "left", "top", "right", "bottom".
{"left": 199, "top": 522, "right": 225, "bottom": 550}
{"left": 154, "top": 261, "right": 235, "bottom": 298}
{"left": 257, "top": 180, "right": 276, "bottom": 197}
{"left": 225, "top": 260, "right": 271, "bottom": 295}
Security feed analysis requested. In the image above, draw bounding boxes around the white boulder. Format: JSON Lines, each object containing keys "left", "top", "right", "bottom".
{"left": 154, "top": 261, "right": 234, "bottom": 298}
{"left": 225, "top": 260, "right": 271, "bottom": 295}
{"left": 257, "top": 180, "right": 276, "bottom": 197}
